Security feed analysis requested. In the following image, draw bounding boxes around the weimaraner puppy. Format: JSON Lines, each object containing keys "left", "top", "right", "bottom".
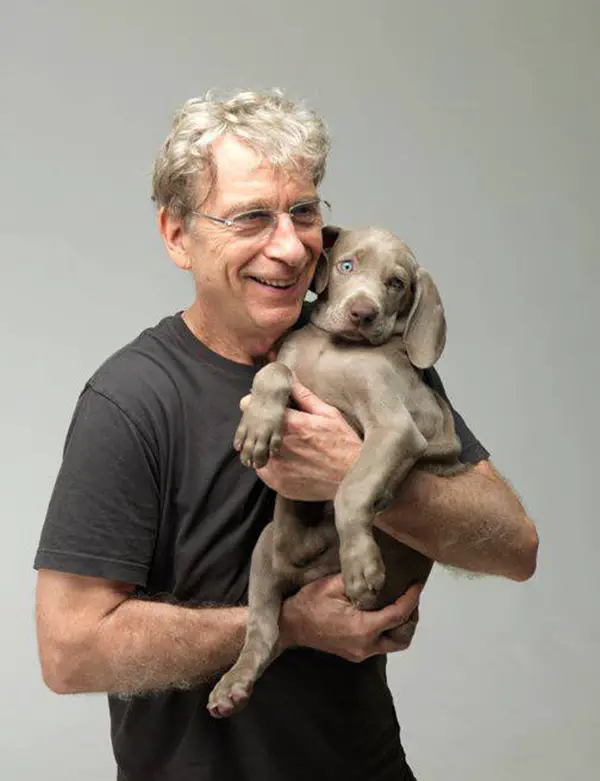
{"left": 207, "top": 225, "right": 469, "bottom": 718}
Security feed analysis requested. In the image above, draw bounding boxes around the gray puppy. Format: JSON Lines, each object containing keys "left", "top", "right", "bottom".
{"left": 207, "top": 226, "right": 468, "bottom": 718}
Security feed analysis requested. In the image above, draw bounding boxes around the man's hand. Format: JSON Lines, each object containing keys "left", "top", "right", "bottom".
{"left": 280, "top": 574, "right": 423, "bottom": 661}
{"left": 251, "top": 376, "right": 361, "bottom": 501}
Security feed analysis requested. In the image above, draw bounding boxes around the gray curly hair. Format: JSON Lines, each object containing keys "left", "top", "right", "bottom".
{"left": 151, "top": 89, "right": 331, "bottom": 226}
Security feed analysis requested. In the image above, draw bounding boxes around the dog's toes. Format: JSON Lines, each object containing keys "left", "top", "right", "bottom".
{"left": 240, "top": 435, "right": 261, "bottom": 468}
{"left": 207, "top": 674, "right": 253, "bottom": 719}
{"left": 233, "top": 424, "right": 247, "bottom": 453}
{"left": 238, "top": 422, "right": 282, "bottom": 469}
{"left": 269, "top": 433, "right": 282, "bottom": 458}
{"left": 251, "top": 440, "right": 270, "bottom": 469}
{"left": 342, "top": 537, "right": 386, "bottom": 610}
{"left": 254, "top": 426, "right": 283, "bottom": 466}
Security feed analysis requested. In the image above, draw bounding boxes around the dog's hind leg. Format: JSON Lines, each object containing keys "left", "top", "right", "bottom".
{"left": 207, "top": 521, "right": 289, "bottom": 718}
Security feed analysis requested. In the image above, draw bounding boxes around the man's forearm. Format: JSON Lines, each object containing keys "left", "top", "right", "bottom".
{"left": 375, "top": 460, "right": 538, "bottom": 581}
{"left": 57, "top": 599, "right": 247, "bottom": 696}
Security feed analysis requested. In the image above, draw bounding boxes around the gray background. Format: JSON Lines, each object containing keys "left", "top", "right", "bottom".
{"left": 2, "top": 0, "right": 598, "bottom": 778}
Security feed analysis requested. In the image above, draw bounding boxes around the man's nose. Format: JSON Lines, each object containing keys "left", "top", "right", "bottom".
{"left": 263, "top": 213, "right": 307, "bottom": 264}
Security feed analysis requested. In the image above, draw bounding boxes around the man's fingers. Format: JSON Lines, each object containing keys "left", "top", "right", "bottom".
{"left": 313, "top": 573, "right": 347, "bottom": 598}
{"left": 371, "top": 634, "right": 413, "bottom": 655}
{"left": 290, "top": 374, "right": 338, "bottom": 417}
{"left": 280, "top": 408, "right": 313, "bottom": 434}
{"left": 371, "top": 582, "right": 424, "bottom": 633}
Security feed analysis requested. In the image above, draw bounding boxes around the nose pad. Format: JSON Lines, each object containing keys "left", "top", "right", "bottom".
{"left": 349, "top": 296, "right": 379, "bottom": 326}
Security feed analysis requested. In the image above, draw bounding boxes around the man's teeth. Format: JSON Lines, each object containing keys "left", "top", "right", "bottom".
{"left": 251, "top": 275, "right": 297, "bottom": 288}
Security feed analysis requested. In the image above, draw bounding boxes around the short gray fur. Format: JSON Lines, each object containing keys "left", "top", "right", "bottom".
{"left": 207, "top": 226, "right": 470, "bottom": 718}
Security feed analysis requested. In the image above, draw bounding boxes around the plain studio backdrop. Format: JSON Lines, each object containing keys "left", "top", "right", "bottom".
{"left": 1, "top": 1, "right": 597, "bottom": 779}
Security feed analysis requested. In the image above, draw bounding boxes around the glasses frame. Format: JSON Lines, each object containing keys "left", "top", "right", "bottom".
{"left": 190, "top": 197, "right": 331, "bottom": 237}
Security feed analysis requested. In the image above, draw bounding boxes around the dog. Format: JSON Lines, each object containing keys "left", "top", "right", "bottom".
{"left": 207, "top": 225, "right": 469, "bottom": 718}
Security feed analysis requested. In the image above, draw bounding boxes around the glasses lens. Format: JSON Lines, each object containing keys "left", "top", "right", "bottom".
{"left": 290, "top": 200, "right": 324, "bottom": 227}
{"left": 231, "top": 210, "right": 274, "bottom": 237}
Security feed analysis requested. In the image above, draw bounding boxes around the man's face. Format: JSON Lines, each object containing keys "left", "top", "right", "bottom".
{"left": 181, "top": 135, "right": 323, "bottom": 345}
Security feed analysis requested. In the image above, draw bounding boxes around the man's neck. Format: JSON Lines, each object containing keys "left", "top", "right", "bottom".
{"left": 182, "top": 305, "right": 282, "bottom": 366}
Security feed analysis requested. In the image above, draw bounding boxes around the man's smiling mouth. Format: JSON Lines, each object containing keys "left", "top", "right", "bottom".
{"left": 248, "top": 274, "right": 301, "bottom": 289}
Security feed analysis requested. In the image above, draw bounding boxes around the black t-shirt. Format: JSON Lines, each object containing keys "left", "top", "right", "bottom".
{"left": 34, "top": 308, "right": 489, "bottom": 781}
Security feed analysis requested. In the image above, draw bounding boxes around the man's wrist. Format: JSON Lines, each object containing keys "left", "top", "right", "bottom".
{"left": 328, "top": 440, "right": 361, "bottom": 498}
{"left": 279, "top": 596, "right": 302, "bottom": 650}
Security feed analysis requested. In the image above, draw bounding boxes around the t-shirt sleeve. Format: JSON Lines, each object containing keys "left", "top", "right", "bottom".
{"left": 34, "top": 385, "right": 160, "bottom": 585}
{"left": 423, "top": 367, "right": 490, "bottom": 465}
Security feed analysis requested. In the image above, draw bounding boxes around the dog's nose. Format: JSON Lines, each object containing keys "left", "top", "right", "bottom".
{"left": 349, "top": 297, "right": 378, "bottom": 326}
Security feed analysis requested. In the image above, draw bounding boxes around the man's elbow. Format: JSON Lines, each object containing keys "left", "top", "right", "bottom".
{"left": 38, "top": 637, "right": 91, "bottom": 695}
{"left": 511, "top": 518, "right": 539, "bottom": 582}
{"left": 43, "top": 671, "right": 76, "bottom": 696}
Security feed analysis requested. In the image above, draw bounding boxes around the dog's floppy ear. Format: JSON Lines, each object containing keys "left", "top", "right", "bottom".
{"left": 310, "top": 224, "right": 341, "bottom": 295}
{"left": 403, "top": 267, "right": 447, "bottom": 369}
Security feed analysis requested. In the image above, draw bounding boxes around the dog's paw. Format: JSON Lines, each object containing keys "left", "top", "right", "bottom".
{"left": 341, "top": 535, "right": 386, "bottom": 610}
{"left": 383, "top": 613, "right": 419, "bottom": 648}
{"left": 207, "top": 670, "right": 255, "bottom": 719}
{"left": 233, "top": 398, "right": 285, "bottom": 469}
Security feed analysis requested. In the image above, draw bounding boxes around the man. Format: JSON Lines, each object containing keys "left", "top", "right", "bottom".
{"left": 34, "top": 90, "right": 538, "bottom": 781}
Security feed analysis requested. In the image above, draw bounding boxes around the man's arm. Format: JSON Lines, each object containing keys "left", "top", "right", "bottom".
{"left": 35, "top": 569, "right": 422, "bottom": 695}
{"left": 374, "top": 459, "right": 539, "bottom": 581}
{"left": 34, "top": 389, "right": 249, "bottom": 696}
{"left": 255, "top": 377, "right": 539, "bottom": 582}
{"left": 35, "top": 570, "right": 247, "bottom": 695}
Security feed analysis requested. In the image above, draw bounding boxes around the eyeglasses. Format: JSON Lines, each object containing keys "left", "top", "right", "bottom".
{"left": 191, "top": 198, "right": 331, "bottom": 239}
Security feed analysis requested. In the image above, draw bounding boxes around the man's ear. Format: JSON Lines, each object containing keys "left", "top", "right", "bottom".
{"left": 158, "top": 207, "right": 192, "bottom": 270}
{"left": 310, "top": 225, "right": 341, "bottom": 295}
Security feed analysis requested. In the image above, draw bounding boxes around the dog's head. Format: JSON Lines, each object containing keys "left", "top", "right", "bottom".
{"left": 309, "top": 225, "right": 446, "bottom": 369}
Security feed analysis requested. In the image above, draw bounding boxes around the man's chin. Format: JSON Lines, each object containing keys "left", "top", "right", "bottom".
{"left": 252, "top": 299, "right": 305, "bottom": 333}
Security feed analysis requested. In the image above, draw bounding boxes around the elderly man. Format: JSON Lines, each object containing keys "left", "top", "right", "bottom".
{"left": 34, "top": 90, "right": 538, "bottom": 781}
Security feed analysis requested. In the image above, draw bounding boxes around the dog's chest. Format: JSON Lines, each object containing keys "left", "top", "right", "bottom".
{"left": 277, "top": 327, "right": 416, "bottom": 422}
{"left": 279, "top": 327, "right": 353, "bottom": 385}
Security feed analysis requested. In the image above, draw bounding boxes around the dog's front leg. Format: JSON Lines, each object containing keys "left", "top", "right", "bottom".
{"left": 234, "top": 362, "right": 293, "bottom": 469}
{"left": 334, "top": 411, "right": 427, "bottom": 610}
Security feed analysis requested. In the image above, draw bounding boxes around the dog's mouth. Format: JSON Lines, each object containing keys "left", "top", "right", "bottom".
{"left": 337, "top": 320, "right": 392, "bottom": 345}
{"left": 313, "top": 321, "right": 392, "bottom": 347}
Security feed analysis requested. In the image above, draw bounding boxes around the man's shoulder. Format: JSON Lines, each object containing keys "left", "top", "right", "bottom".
{"left": 85, "top": 314, "right": 182, "bottom": 425}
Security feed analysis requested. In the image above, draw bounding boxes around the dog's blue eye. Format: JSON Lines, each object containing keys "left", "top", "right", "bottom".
{"left": 337, "top": 259, "right": 356, "bottom": 273}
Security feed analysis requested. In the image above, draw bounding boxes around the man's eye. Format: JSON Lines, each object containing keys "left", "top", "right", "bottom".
{"left": 337, "top": 259, "right": 356, "bottom": 273}
{"left": 231, "top": 211, "right": 274, "bottom": 235}
{"left": 291, "top": 202, "right": 320, "bottom": 223}
{"left": 235, "top": 210, "right": 271, "bottom": 224}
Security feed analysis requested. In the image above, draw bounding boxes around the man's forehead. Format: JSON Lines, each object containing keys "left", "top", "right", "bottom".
{"left": 211, "top": 135, "right": 266, "bottom": 180}
{"left": 208, "top": 135, "right": 314, "bottom": 207}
